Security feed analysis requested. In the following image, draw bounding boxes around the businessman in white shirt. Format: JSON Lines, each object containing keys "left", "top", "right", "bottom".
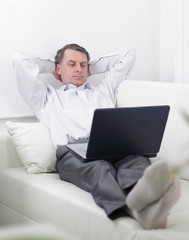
{"left": 13, "top": 43, "right": 181, "bottom": 229}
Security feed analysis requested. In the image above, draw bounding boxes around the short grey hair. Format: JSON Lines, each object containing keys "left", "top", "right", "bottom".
{"left": 55, "top": 43, "right": 90, "bottom": 65}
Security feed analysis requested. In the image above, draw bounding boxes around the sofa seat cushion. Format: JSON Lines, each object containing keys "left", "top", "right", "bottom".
{"left": 0, "top": 167, "right": 140, "bottom": 240}
{"left": 1, "top": 167, "right": 189, "bottom": 240}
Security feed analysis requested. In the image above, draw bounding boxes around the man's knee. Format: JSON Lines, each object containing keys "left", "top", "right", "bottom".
{"left": 92, "top": 160, "right": 116, "bottom": 178}
{"left": 132, "top": 155, "right": 151, "bottom": 168}
{"left": 116, "top": 155, "right": 151, "bottom": 169}
{"left": 56, "top": 145, "right": 69, "bottom": 161}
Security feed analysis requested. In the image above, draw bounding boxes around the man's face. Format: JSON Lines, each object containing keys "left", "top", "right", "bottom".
{"left": 56, "top": 49, "right": 89, "bottom": 87}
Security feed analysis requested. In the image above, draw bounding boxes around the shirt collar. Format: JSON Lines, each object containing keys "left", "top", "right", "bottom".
{"left": 59, "top": 82, "right": 93, "bottom": 91}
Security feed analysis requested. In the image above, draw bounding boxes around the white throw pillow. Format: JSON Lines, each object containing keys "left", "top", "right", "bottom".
{"left": 6, "top": 121, "right": 56, "bottom": 174}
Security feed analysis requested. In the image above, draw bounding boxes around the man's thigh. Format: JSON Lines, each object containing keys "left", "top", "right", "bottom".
{"left": 114, "top": 155, "right": 151, "bottom": 191}
{"left": 56, "top": 145, "right": 116, "bottom": 192}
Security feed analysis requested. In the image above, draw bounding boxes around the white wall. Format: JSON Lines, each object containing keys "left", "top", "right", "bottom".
{"left": 0, "top": 0, "right": 160, "bottom": 117}
{"left": 159, "top": 0, "right": 175, "bottom": 83}
{"left": 160, "top": 0, "right": 189, "bottom": 83}
{"left": 183, "top": 0, "right": 189, "bottom": 83}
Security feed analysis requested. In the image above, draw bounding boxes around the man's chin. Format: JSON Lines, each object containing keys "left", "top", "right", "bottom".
{"left": 74, "top": 80, "right": 87, "bottom": 87}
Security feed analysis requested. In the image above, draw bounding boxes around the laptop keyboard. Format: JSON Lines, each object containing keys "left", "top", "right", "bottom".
{"left": 77, "top": 144, "right": 87, "bottom": 154}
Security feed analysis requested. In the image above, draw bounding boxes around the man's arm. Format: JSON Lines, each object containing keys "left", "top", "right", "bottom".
{"left": 13, "top": 52, "right": 56, "bottom": 112}
{"left": 89, "top": 49, "right": 136, "bottom": 77}
{"left": 89, "top": 49, "right": 136, "bottom": 98}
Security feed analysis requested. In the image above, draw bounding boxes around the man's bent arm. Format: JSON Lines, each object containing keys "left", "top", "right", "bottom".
{"left": 13, "top": 52, "right": 55, "bottom": 112}
{"left": 89, "top": 49, "right": 136, "bottom": 77}
{"left": 89, "top": 49, "right": 136, "bottom": 102}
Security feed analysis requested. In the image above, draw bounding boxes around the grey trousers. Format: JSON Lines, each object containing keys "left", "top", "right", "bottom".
{"left": 56, "top": 145, "right": 151, "bottom": 219}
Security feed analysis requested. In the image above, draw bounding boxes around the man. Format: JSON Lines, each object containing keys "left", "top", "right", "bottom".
{"left": 13, "top": 43, "right": 180, "bottom": 229}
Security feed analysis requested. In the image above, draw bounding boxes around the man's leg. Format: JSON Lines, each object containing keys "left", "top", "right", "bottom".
{"left": 56, "top": 146, "right": 127, "bottom": 219}
{"left": 126, "top": 161, "right": 181, "bottom": 229}
{"left": 114, "top": 155, "right": 151, "bottom": 193}
{"left": 115, "top": 157, "right": 181, "bottom": 229}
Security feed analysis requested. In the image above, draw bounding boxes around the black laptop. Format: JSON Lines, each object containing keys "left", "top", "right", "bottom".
{"left": 66, "top": 105, "right": 170, "bottom": 162}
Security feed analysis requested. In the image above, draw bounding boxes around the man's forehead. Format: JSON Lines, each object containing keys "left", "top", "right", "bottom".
{"left": 63, "top": 49, "right": 88, "bottom": 62}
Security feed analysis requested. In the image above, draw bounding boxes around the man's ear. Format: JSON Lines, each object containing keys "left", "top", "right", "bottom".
{"left": 56, "top": 64, "right": 62, "bottom": 75}
{"left": 53, "top": 64, "right": 62, "bottom": 82}
{"left": 87, "top": 66, "right": 91, "bottom": 77}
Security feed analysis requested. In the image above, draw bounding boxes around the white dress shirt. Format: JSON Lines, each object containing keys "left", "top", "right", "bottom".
{"left": 13, "top": 49, "right": 136, "bottom": 148}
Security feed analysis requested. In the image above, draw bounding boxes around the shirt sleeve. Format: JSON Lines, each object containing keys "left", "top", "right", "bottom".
{"left": 89, "top": 49, "right": 136, "bottom": 103}
{"left": 13, "top": 52, "right": 55, "bottom": 112}
{"left": 89, "top": 49, "right": 136, "bottom": 76}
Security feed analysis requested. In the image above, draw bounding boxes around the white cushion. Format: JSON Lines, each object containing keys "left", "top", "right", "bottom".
{"left": 6, "top": 121, "right": 56, "bottom": 174}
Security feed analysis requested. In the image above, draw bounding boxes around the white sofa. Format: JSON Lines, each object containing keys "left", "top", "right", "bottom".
{"left": 1, "top": 80, "right": 189, "bottom": 240}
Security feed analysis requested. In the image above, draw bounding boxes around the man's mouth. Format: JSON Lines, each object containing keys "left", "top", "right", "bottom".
{"left": 73, "top": 76, "right": 83, "bottom": 79}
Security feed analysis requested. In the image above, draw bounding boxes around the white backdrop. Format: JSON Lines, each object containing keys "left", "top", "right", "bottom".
{"left": 173, "top": 0, "right": 189, "bottom": 83}
{"left": 0, "top": 0, "right": 160, "bottom": 117}
{"left": 160, "top": 0, "right": 189, "bottom": 84}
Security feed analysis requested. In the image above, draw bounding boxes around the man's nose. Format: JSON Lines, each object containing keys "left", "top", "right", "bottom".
{"left": 76, "top": 64, "right": 82, "bottom": 72}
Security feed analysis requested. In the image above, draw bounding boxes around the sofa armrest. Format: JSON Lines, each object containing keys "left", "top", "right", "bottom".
{"left": 0, "top": 128, "right": 23, "bottom": 170}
